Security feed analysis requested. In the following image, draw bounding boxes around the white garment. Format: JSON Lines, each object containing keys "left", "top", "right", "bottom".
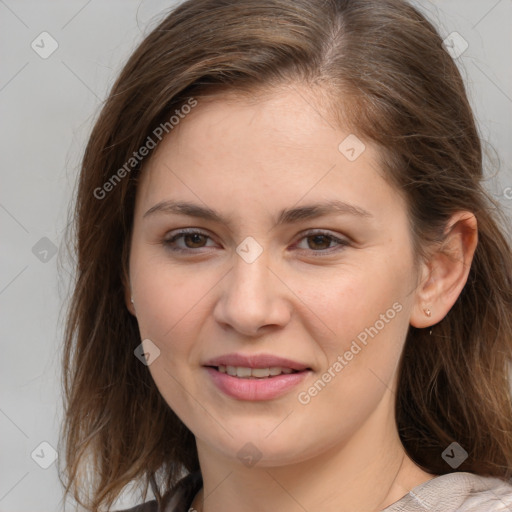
{"left": 118, "top": 471, "right": 512, "bottom": 512}
{"left": 382, "top": 472, "right": 512, "bottom": 512}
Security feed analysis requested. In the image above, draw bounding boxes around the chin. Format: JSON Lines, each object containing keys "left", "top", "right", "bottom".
{"left": 198, "top": 427, "right": 318, "bottom": 468}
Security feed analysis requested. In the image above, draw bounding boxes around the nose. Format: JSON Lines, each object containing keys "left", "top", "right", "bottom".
{"left": 213, "top": 250, "right": 292, "bottom": 337}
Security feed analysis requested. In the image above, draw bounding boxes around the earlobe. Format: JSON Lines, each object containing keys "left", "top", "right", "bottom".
{"left": 122, "top": 262, "right": 137, "bottom": 316}
{"left": 409, "top": 211, "right": 478, "bottom": 329}
{"left": 124, "top": 283, "right": 137, "bottom": 316}
{"left": 126, "top": 295, "right": 136, "bottom": 316}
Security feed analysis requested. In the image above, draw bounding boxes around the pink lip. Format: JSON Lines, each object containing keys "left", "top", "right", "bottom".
{"left": 205, "top": 367, "right": 310, "bottom": 401}
{"left": 203, "top": 353, "right": 312, "bottom": 401}
{"left": 203, "top": 353, "right": 310, "bottom": 371}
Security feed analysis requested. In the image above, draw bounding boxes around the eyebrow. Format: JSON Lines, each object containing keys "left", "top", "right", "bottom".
{"left": 143, "top": 199, "right": 373, "bottom": 225}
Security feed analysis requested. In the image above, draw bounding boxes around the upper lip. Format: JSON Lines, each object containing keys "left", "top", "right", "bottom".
{"left": 203, "top": 353, "right": 311, "bottom": 371}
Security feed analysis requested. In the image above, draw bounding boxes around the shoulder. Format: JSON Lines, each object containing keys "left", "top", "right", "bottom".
{"left": 114, "top": 471, "right": 202, "bottom": 512}
{"left": 115, "top": 502, "right": 158, "bottom": 512}
{"left": 453, "top": 472, "right": 512, "bottom": 512}
{"left": 384, "top": 472, "right": 512, "bottom": 512}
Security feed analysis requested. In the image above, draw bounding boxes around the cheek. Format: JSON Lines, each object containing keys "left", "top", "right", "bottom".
{"left": 293, "top": 260, "right": 411, "bottom": 354}
{"left": 293, "top": 276, "right": 409, "bottom": 438}
{"left": 130, "top": 261, "right": 210, "bottom": 417}
{"left": 131, "top": 254, "right": 216, "bottom": 342}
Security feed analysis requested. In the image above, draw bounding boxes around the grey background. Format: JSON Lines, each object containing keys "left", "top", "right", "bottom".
{"left": 0, "top": 1, "right": 511, "bottom": 511}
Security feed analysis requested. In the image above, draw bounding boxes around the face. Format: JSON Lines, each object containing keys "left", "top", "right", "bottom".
{"left": 128, "top": 85, "right": 421, "bottom": 467}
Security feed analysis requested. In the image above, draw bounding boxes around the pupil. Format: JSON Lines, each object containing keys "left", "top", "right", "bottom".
{"left": 309, "top": 235, "right": 330, "bottom": 250}
{"left": 185, "top": 234, "right": 205, "bottom": 248}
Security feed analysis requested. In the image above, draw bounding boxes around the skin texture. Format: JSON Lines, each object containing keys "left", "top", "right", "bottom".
{"left": 126, "top": 84, "right": 478, "bottom": 512}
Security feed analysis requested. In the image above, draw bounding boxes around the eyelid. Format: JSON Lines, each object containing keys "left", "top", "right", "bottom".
{"left": 163, "top": 228, "right": 219, "bottom": 251}
{"left": 297, "top": 228, "right": 349, "bottom": 241}
{"left": 162, "top": 227, "right": 350, "bottom": 255}
{"left": 291, "top": 229, "right": 350, "bottom": 254}
{"left": 164, "top": 227, "right": 212, "bottom": 239}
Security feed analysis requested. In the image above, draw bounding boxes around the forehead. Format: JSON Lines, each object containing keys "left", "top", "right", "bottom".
{"left": 135, "top": 86, "right": 404, "bottom": 224}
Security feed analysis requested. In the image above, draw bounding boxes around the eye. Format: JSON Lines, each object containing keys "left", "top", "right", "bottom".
{"left": 162, "top": 229, "right": 217, "bottom": 252}
{"left": 293, "top": 230, "right": 349, "bottom": 254}
{"left": 161, "top": 228, "right": 350, "bottom": 255}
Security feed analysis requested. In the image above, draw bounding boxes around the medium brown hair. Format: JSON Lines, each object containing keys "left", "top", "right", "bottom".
{"left": 59, "top": 0, "right": 512, "bottom": 509}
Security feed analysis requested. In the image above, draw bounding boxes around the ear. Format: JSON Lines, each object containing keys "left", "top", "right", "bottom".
{"left": 122, "top": 268, "right": 137, "bottom": 317}
{"left": 125, "top": 287, "right": 136, "bottom": 316}
{"left": 409, "top": 211, "right": 478, "bottom": 328}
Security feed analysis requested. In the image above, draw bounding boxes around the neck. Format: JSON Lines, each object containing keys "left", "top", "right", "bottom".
{"left": 190, "top": 395, "right": 436, "bottom": 512}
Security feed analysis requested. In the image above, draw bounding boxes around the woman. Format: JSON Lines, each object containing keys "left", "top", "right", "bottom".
{"left": 59, "top": 0, "right": 512, "bottom": 511}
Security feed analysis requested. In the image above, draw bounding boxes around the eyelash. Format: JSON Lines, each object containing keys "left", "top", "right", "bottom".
{"left": 162, "top": 228, "right": 350, "bottom": 256}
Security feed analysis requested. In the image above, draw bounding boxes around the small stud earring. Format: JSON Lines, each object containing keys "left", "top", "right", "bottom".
{"left": 130, "top": 297, "right": 134, "bottom": 304}
{"left": 423, "top": 307, "right": 433, "bottom": 335}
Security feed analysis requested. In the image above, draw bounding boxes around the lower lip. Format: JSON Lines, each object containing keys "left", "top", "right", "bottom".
{"left": 205, "top": 367, "right": 310, "bottom": 401}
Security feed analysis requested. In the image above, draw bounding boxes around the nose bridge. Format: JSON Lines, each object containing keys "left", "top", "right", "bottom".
{"left": 213, "top": 243, "right": 291, "bottom": 334}
{"left": 232, "top": 247, "right": 269, "bottom": 296}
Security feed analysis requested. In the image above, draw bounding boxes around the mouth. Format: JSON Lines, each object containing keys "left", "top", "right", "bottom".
{"left": 202, "top": 354, "right": 312, "bottom": 401}
{"left": 203, "top": 353, "right": 311, "bottom": 373}
{"left": 206, "top": 365, "right": 306, "bottom": 378}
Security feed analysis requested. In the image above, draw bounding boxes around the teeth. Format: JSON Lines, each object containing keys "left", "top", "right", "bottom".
{"left": 251, "top": 367, "right": 270, "bottom": 378}
{"left": 217, "top": 365, "right": 298, "bottom": 378}
{"left": 236, "top": 366, "right": 252, "bottom": 378}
